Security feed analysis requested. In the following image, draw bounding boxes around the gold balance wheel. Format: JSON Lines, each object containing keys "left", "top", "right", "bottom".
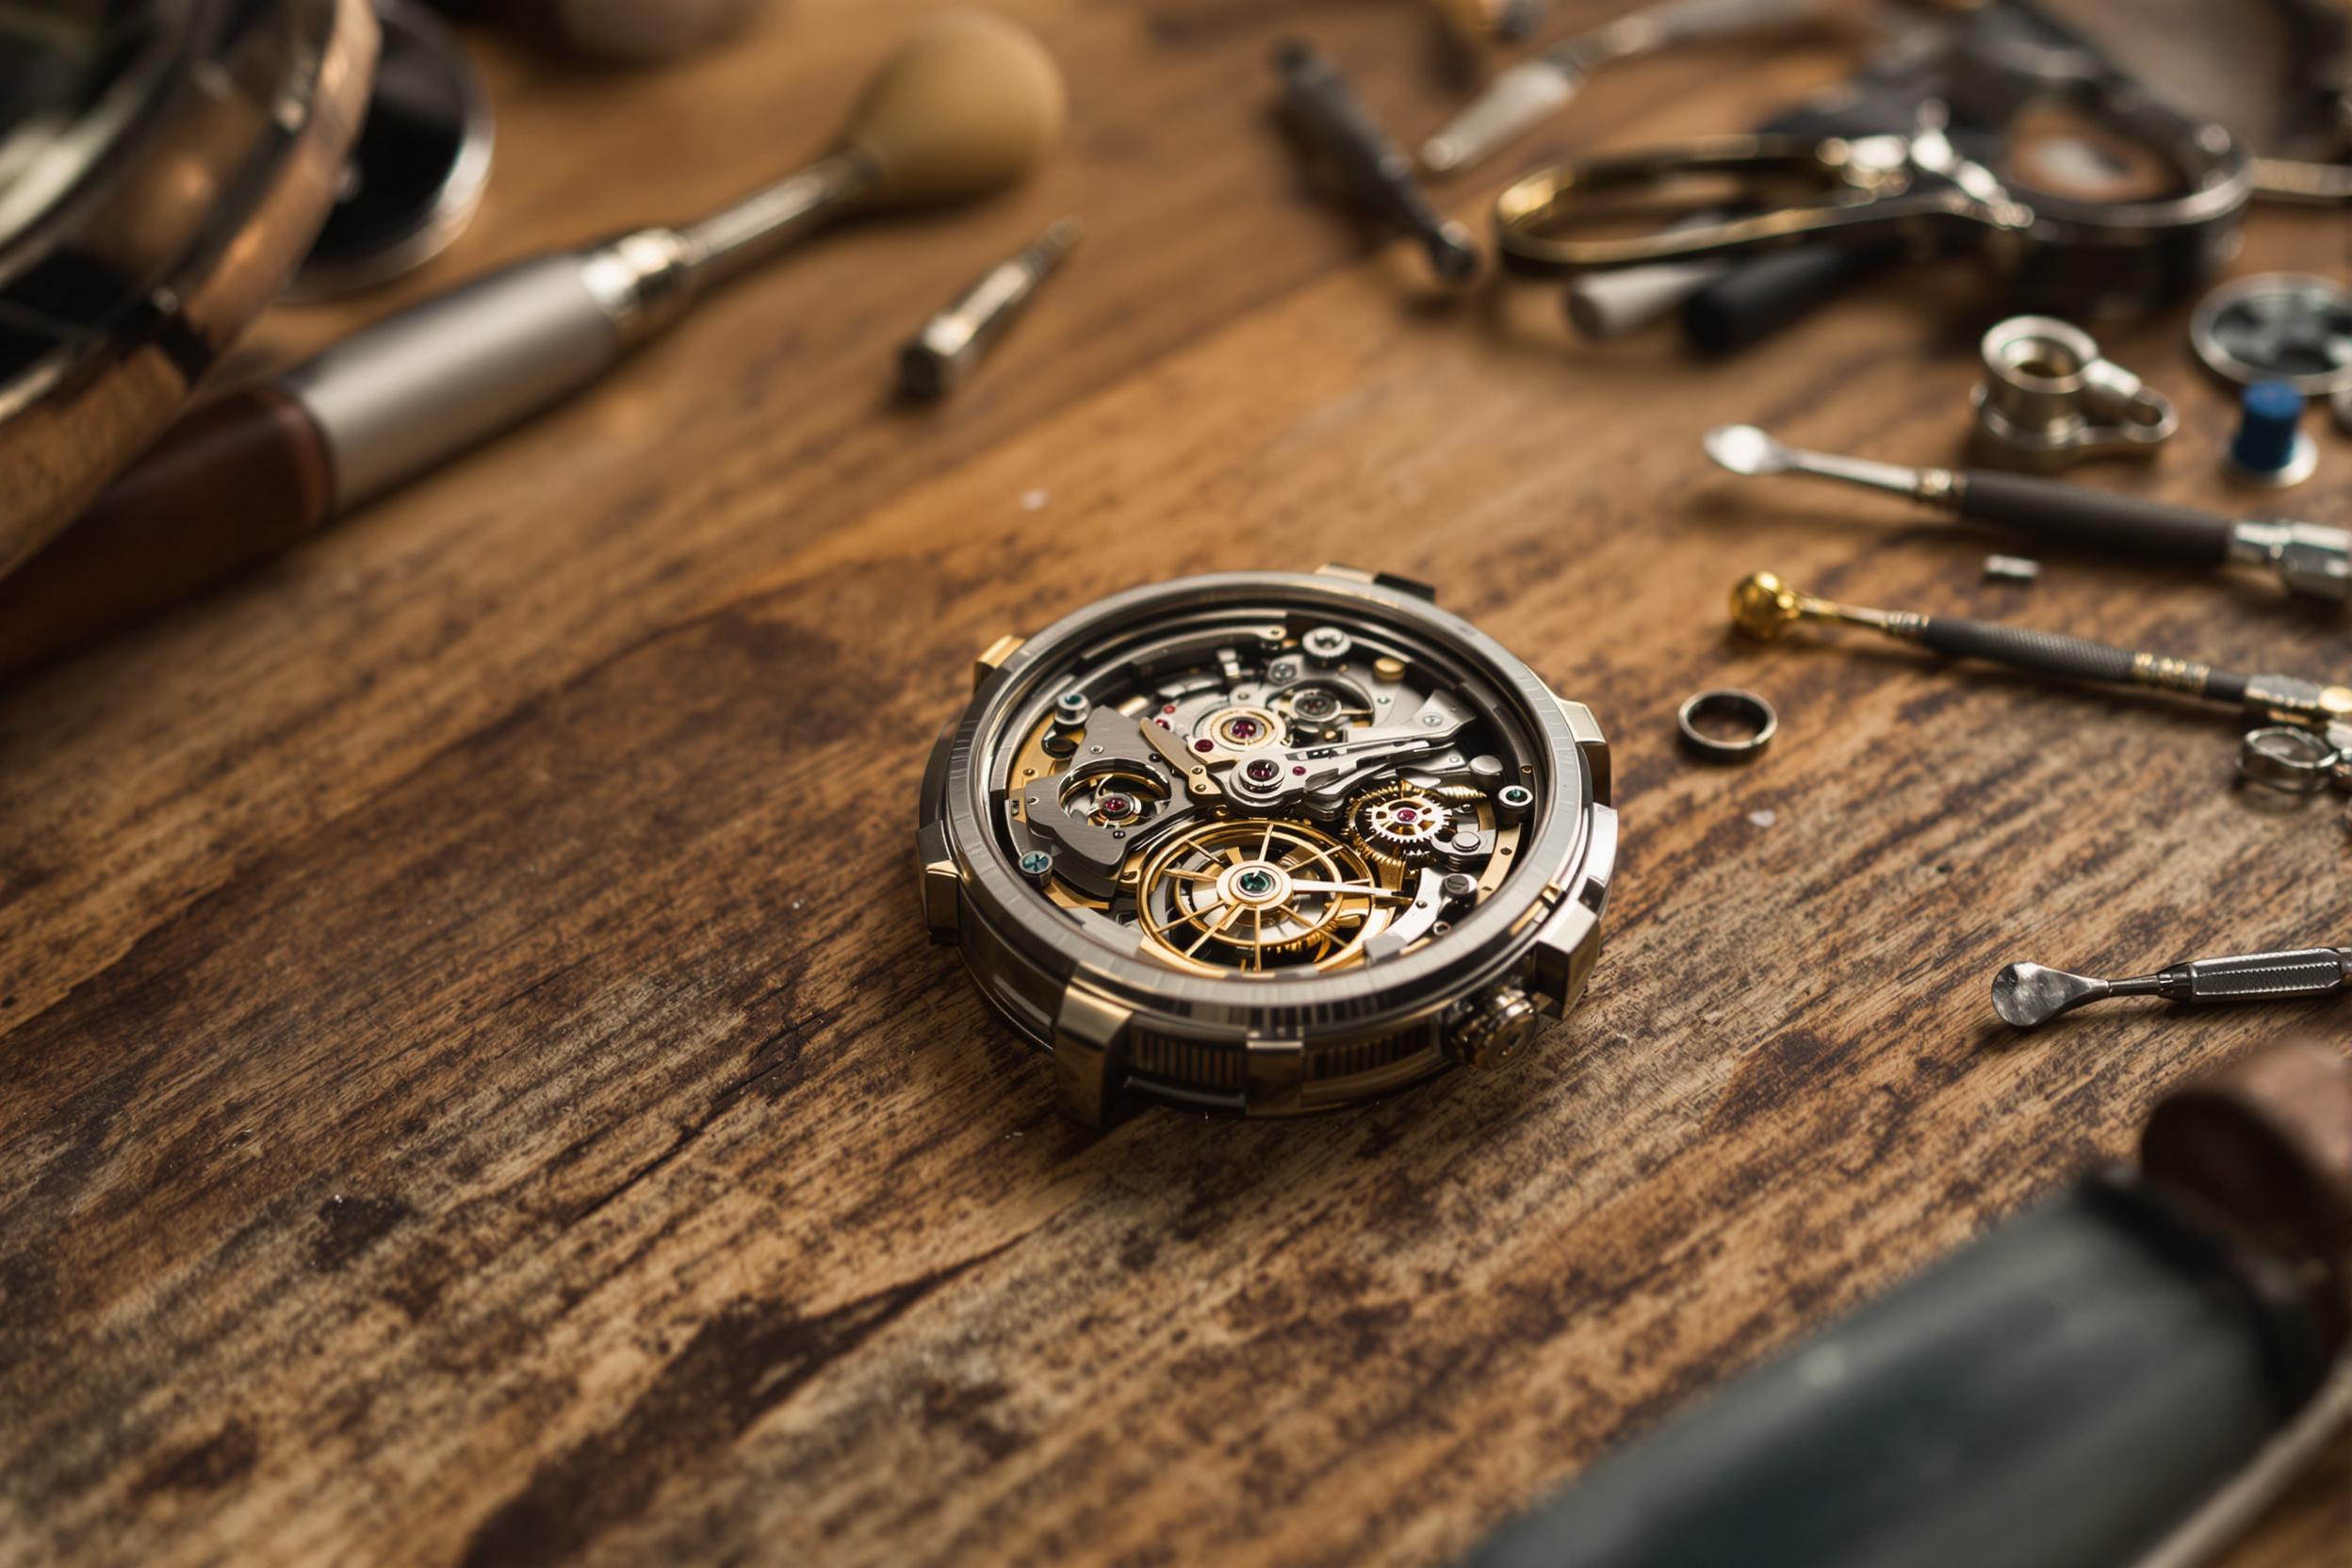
{"left": 1135, "top": 818, "right": 1406, "bottom": 973}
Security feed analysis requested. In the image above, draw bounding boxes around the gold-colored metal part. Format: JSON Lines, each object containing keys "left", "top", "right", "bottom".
{"left": 1057, "top": 764, "right": 1168, "bottom": 826}
{"left": 1200, "top": 705, "right": 1285, "bottom": 751}
{"left": 1348, "top": 779, "right": 1492, "bottom": 870}
{"left": 1729, "top": 570, "right": 1921, "bottom": 642}
{"left": 921, "top": 858, "right": 962, "bottom": 939}
{"left": 1373, "top": 655, "right": 1407, "bottom": 682}
{"left": 2129, "top": 651, "right": 2213, "bottom": 696}
{"left": 974, "top": 633, "right": 1025, "bottom": 690}
{"left": 1134, "top": 817, "right": 1402, "bottom": 975}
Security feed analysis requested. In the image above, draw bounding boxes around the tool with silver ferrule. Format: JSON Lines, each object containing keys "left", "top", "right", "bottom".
{"left": 1707, "top": 425, "right": 2352, "bottom": 602}
{"left": 1419, "top": 0, "right": 1828, "bottom": 176}
{"left": 1996, "top": 950, "right": 2352, "bottom": 1028}
{"left": 1731, "top": 566, "right": 2352, "bottom": 732}
{"left": 0, "top": 11, "right": 1068, "bottom": 678}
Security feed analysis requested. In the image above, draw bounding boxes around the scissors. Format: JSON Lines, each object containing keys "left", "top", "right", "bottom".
{"left": 1493, "top": 1, "right": 2341, "bottom": 318}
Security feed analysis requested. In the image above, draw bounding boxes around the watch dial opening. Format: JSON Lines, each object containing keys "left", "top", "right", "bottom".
{"left": 995, "top": 605, "right": 1542, "bottom": 977}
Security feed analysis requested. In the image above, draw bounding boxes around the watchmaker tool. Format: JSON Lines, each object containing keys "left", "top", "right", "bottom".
{"left": 1705, "top": 425, "right": 2352, "bottom": 603}
{"left": 0, "top": 10, "right": 1067, "bottom": 677}
{"left": 1968, "top": 316, "right": 2174, "bottom": 473}
{"left": 1418, "top": 0, "right": 1827, "bottom": 177}
{"left": 899, "top": 217, "right": 1082, "bottom": 399}
{"left": 1274, "top": 41, "right": 1479, "bottom": 288}
{"left": 2190, "top": 273, "right": 2352, "bottom": 399}
{"left": 1466, "top": 1040, "right": 2352, "bottom": 1568}
{"left": 1993, "top": 951, "right": 2352, "bottom": 1029}
{"left": 1729, "top": 570, "right": 2352, "bottom": 760}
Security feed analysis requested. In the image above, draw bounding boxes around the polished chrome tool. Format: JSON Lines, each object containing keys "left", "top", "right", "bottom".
{"left": 0, "top": 10, "right": 1067, "bottom": 675}
{"left": 1970, "top": 316, "right": 2174, "bottom": 473}
{"left": 1419, "top": 0, "right": 1825, "bottom": 176}
{"left": 1275, "top": 41, "right": 1478, "bottom": 287}
{"left": 899, "top": 217, "right": 1082, "bottom": 398}
{"left": 1994, "top": 951, "right": 2352, "bottom": 1028}
{"left": 1705, "top": 424, "right": 2352, "bottom": 602}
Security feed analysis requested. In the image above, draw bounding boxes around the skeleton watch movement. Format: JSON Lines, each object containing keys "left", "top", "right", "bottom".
{"left": 917, "top": 567, "right": 1616, "bottom": 1124}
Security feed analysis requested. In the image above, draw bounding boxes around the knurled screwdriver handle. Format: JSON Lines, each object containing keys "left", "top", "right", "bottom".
{"left": 2171, "top": 949, "right": 2352, "bottom": 1003}
{"left": 1916, "top": 616, "right": 2143, "bottom": 687}
{"left": 1955, "top": 471, "right": 2235, "bottom": 566}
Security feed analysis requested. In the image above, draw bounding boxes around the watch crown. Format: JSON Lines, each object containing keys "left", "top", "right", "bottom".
{"left": 1448, "top": 986, "right": 1541, "bottom": 1070}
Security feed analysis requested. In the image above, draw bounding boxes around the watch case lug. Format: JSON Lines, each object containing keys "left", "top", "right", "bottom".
{"left": 974, "top": 632, "right": 1025, "bottom": 692}
{"left": 1527, "top": 803, "right": 1614, "bottom": 1017}
{"left": 1313, "top": 563, "right": 1439, "bottom": 602}
{"left": 1053, "top": 984, "right": 1135, "bottom": 1128}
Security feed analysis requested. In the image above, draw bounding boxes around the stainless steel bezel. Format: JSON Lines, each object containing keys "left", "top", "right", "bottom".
{"left": 919, "top": 568, "right": 1615, "bottom": 1123}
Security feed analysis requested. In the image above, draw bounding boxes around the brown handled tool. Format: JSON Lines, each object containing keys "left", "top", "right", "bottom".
{"left": 0, "top": 389, "right": 334, "bottom": 675}
{"left": 0, "top": 8, "right": 1066, "bottom": 678}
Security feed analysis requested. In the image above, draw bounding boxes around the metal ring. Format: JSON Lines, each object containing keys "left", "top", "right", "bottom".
{"left": 2236, "top": 726, "right": 2341, "bottom": 795}
{"left": 1677, "top": 689, "right": 1777, "bottom": 761}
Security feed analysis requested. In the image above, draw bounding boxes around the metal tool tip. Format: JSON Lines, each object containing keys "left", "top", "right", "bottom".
{"left": 1992, "top": 962, "right": 2104, "bottom": 1029}
{"left": 1428, "top": 222, "right": 1482, "bottom": 286}
{"left": 1419, "top": 137, "right": 1462, "bottom": 175}
{"left": 1703, "top": 424, "right": 1785, "bottom": 477}
{"left": 1728, "top": 571, "right": 1802, "bottom": 640}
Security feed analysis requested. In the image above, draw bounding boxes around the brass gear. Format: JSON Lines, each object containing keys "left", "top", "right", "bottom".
{"left": 1348, "top": 781, "right": 1482, "bottom": 867}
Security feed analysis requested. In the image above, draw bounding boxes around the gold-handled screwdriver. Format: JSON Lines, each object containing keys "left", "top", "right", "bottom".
{"left": 1730, "top": 570, "right": 2352, "bottom": 733}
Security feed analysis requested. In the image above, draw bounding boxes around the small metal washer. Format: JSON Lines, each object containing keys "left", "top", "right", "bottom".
{"left": 1676, "top": 689, "right": 1776, "bottom": 761}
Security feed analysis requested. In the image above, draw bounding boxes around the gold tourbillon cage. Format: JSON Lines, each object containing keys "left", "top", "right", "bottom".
{"left": 918, "top": 567, "right": 1616, "bottom": 1124}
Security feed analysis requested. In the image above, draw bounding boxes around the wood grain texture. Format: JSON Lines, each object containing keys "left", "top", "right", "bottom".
{"left": 3, "top": 2, "right": 2349, "bottom": 1565}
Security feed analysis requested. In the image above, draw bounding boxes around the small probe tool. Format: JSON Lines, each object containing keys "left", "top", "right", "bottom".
{"left": 1994, "top": 950, "right": 2352, "bottom": 1028}
{"left": 1707, "top": 424, "right": 2352, "bottom": 602}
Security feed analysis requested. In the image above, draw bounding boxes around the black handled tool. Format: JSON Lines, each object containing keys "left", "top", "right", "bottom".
{"left": 1728, "top": 570, "right": 2352, "bottom": 731}
{"left": 1706, "top": 424, "right": 2352, "bottom": 602}
{"left": 1464, "top": 1042, "right": 2352, "bottom": 1568}
{"left": 1275, "top": 41, "right": 1479, "bottom": 288}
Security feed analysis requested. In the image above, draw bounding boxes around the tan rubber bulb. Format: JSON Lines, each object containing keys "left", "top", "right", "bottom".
{"left": 838, "top": 10, "right": 1068, "bottom": 206}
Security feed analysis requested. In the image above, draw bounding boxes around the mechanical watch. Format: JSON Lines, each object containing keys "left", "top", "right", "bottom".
{"left": 918, "top": 566, "right": 1616, "bottom": 1124}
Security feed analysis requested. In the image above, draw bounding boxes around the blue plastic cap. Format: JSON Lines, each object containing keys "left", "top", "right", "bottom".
{"left": 2230, "top": 381, "right": 2308, "bottom": 474}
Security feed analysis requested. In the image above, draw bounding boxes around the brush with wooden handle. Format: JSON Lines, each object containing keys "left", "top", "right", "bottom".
{"left": 0, "top": 8, "right": 1065, "bottom": 677}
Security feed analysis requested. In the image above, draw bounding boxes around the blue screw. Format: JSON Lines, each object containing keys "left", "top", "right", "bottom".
{"left": 2226, "top": 381, "right": 2315, "bottom": 487}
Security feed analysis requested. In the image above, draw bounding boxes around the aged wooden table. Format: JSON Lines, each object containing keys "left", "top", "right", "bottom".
{"left": 5, "top": 2, "right": 2349, "bottom": 1563}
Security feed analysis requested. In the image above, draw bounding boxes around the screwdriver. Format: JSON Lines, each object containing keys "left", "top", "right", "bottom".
{"left": 1274, "top": 41, "right": 1480, "bottom": 288}
{"left": 1728, "top": 569, "right": 2352, "bottom": 733}
{"left": 1707, "top": 424, "right": 2352, "bottom": 602}
{"left": 0, "top": 12, "right": 1068, "bottom": 678}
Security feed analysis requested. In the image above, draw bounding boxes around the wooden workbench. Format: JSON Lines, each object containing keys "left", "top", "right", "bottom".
{"left": 4, "top": 2, "right": 2347, "bottom": 1563}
